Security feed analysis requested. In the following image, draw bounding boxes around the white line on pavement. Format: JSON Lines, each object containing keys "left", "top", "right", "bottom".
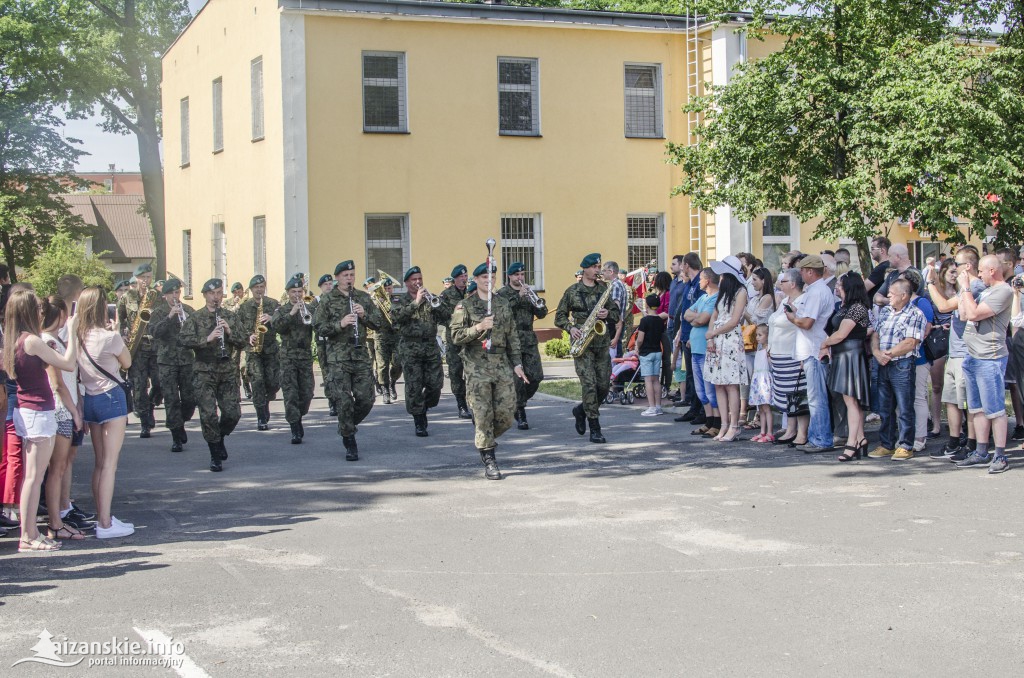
{"left": 133, "top": 627, "right": 212, "bottom": 678}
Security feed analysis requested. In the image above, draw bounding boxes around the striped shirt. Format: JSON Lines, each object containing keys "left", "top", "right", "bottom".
{"left": 874, "top": 303, "right": 926, "bottom": 358}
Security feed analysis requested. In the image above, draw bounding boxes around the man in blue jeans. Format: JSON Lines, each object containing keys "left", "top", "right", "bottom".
{"left": 786, "top": 255, "right": 836, "bottom": 452}
{"left": 868, "top": 279, "right": 926, "bottom": 459}
{"left": 673, "top": 254, "right": 705, "bottom": 423}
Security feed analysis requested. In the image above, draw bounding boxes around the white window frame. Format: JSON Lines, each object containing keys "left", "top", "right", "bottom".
{"left": 179, "top": 97, "right": 190, "bottom": 166}
{"left": 253, "top": 216, "right": 267, "bottom": 277}
{"left": 624, "top": 63, "right": 663, "bottom": 138}
{"left": 362, "top": 51, "right": 408, "bottom": 133}
{"left": 365, "top": 214, "right": 410, "bottom": 290}
{"left": 251, "top": 56, "right": 265, "bottom": 141}
{"left": 182, "top": 230, "right": 193, "bottom": 298}
{"left": 500, "top": 213, "right": 544, "bottom": 290}
{"left": 212, "top": 77, "right": 224, "bottom": 153}
{"left": 212, "top": 220, "right": 226, "bottom": 283}
{"left": 497, "top": 57, "right": 540, "bottom": 136}
{"left": 761, "top": 213, "right": 800, "bottom": 271}
{"left": 626, "top": 214, "right": 665, "bottom": 272}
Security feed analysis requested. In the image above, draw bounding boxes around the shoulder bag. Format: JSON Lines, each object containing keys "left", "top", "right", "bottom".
{"left": 82, "top": 343, "right": 134, "bottom": 413}
{"left": 786, "top": 367, "right": 810, "bottom": 417}
{"left": 923, "top": 326, "right": 949, "bottom": 362}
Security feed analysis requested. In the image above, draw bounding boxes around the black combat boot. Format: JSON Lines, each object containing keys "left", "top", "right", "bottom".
{"left": 329, "top": 402, "right": 338, "bottom": 417}
{"left": 290, "top": 422, "right": 302, "bottom": 445}
{"left": 219, "top": 439, "right": 229, "bottom": 460}
{"left": 140, "top": 420, "right": 151, "bottom": 439}
{"left": 148, "top": 408, "right": 158, "bottom": 429}
{"left": 297, "top": 420, "right": 304, "bottom": 439}
{"left": 170, "top": 428, "right": 183, "bottom": 453}
{"left": 390, "top": 384, "right": 398, "bottom": 401}
{"left": 480, "top": 449, "right": 502, "bottom": 480}
{"left": 517, "top": 406, "right": 529, "bottom": 431}
{"left": 572, "top": 404, "right": 586, "bottom": 435}
{"left": 588, "top": 417, "right": 606, "bottom": 444}
{"left": 414, "top": 414, "right": 428, "bottom": 437}
{"left": 343, "top": 435, "right": 359, "bottom": 461}
{"left": 383, "top": 388, "right": 392, "bottom": 405}
{"left": 457, "top": 396, "right": 472, "bottom": 420}
{"left": 179, "top": 427, "right": 188, "bottom": 444}
{"left": 209, "top": 443, "right": 222, "bottom": 472}
{"left": 256, "top": 404, "right": 269, "bottom": 431}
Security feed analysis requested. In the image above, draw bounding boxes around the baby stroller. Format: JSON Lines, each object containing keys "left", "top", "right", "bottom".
{"left": 606, "top": 329, "right": 647, "bottom": 405}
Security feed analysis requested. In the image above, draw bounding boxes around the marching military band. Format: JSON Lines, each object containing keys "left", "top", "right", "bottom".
{"left": 117, "top": 247, "right": 622, "bottom": 480}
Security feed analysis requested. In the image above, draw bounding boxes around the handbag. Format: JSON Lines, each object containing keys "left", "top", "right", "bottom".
{"left": 786, "top": 368, "right": 810, "bottom": 417}
{"left": 742, "top": 324, "right": 758, "bottom": 352}
{"left": 923, "top": 326, "right": 949, "bottom": 362}
{"left": 82, "top": 344, "right": 134, "bottom": 413}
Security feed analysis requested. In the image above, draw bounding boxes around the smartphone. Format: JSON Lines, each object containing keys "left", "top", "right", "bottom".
{"left": 70, "top": 301, "right": 77, "bottom": 315}
{"left": 107, "top": 304, "right": 117, "bottom": 322}
{"left": 783, "top": 304, "right": 794, "bottom": 313}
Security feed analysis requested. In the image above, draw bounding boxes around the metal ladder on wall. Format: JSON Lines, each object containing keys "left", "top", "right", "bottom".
{"left": 685, "top": 8, "right": 705, "bottom": 260}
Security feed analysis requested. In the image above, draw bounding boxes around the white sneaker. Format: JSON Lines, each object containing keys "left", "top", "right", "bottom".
{"left": 112, "top": 516, "right": 134, "bottom": 529}
{"left": 865, "top": 413, "right": 881, "bottom": 423}
{"left": 640, "top": 407, "right": 657, "bottom": 417}
{"left": 96, "top": 522, "right": 134, "bottom": 539}
{"left": 654, "top": 407, "right": 665, "bottom": 415}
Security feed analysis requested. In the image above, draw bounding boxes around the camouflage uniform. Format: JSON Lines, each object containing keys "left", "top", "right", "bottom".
{"left": 451, "top": 293, "right": 522, "bottom": 453}
{"left": 179, "top": 305, "right": 246, "bottom": 465}
{"left": 313, "top": 286, "right": 383, "bottom": 456}
{"left": 391, "top": 291, "right": 446, "bottom": 433}
{"left": 118, "top": 288, "right": 162, "bottom": 432}
{"left": 236, "top": 295, "right": 282, "bottom": 426}
{"left": 440, "top": 285, "right": 469, "bottom": 414}
{"left": 310, "top": 296, "right": 333, "bottom": 407}
{"left": 148, "top": 298, "right": 197, "bottom": 450}
{"left": 555, "top": 280, "right": 620, "bottom": 441}
{"left": 222, "top": 293, "right": 249, "bottom": 397}
{"left": 496, "top": 284, "right": 547, "bottom": 422}
{"left": 272, "top": 300, "right": 315, "bottom": 440}
{"left": 374, "top": 315, "right": 402, "bottom": 402}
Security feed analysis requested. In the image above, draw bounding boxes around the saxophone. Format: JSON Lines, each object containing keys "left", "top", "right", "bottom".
{"left": 568, "top": 281, "right": 612, "bottom": 358}
{"left": 126, "top": 290, "right": 156, "bottom": 356}
{"left": 252, "top": 295, "right": 268, "bottom": 353}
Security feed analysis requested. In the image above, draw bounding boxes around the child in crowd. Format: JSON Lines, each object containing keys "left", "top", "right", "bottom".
{"left": 637, "top": 294, "right": 666, "bottom": 416}
{"left": 749, "top": 324, "right": 775, "bottom": 442}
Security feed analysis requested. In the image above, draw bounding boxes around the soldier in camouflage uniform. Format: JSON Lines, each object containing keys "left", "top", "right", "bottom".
{"left": 222, "top": 282, "right": 250, "bottom": 399}
{"left": 440, "top": 265, "right": 472, "bottom": 419}
{"left": 313, "top": 260, "right": 383, "bottom": 460}
{"left": 179, "top": 279, "right": 247, "bottom": 471}
{"left": 236, "top": 275, "right": 281, "bottom": 431}
{"left": 148, "top": 279, "right": 196, "bottom": 453}
{"left": 313, "top": 274, "right": 337, "bottom": 417}
{"left": 363, "top": 276, "right": 382, "bottom": 396}
{"left": 391, "top": 266, "right": 447, "bottom": 437}
{"left": 273, "top": 275, "right": 316, "bottom": 445}
{"left": 555, "top": 253, "right": 620, "bottom": 443}
{"left": 117, "top": 262, "right": 161, "bottom": 437}
{"left": 496, "top": 261, "right": 546, "bottom": 430}
{"left": 451, "top": 262, "right": 528, "bottom": 480}
{"left": 372, "top": 276, "right": 402, "bottom": 404}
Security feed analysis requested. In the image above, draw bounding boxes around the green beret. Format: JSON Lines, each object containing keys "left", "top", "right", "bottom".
{"left": 161, "top": 279, "right": 182, "bottom": 295}
{"left": 451, "top": 264, "right": 467, "bottom": 278}
{"left": 442, "top": 277, "right": 454, "bottom": 284}
{"left": 285, "top": 275, "right": 304, "bottom": 291}
{"left": 128, "top": 276, "right": 137, "bottom": 285}
{"left": 507, "top": 262, "right": 525, "bottom": 275}
{"left": 404, "top": 266, "right": 421, "bottom": 281}
{"left": 334, "top": 260, "right": 355, "bottom": 275}
{"left": 317, "top": 274, "right": 333, "bottom": 287}
{"left": 383, "top": 278, "right": 394, "bottom": 286}
{"left": 153, "top": 280, "right": 165, "bottom": 289}
{"left": 114, "top": 279, "right": 132, "bottom": 291}
{"left": 201, "top": 278, "right": 223, "bottom": 294}
{"left": 364, "top": 276, "right": 377, "bottom": 286}
{"left": 249, "top": 275, "right": 266, "bottom": 288}
{"left": 230, "top": 282, "right": 243, "bottom": 292}
{"left": 575, "top": 270, "right": 583, "bottom": 277}
{"left": 580, "top": 253, "right": 601, "bottom": 268}
{"left": 467, "top": 281, "right": 477, "bottom": 294}
{"left": 473, "top": 262, "right": 497, "bottom": 277}
{"left": 133, "top": 262, "right": 153, "bottom": 276}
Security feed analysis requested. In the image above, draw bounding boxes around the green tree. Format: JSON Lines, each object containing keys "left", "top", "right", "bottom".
{"left": 24, "top": 230, "right": 114, "bottom": 297}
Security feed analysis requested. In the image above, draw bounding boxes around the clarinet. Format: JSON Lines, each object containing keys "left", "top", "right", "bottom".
{"left": 349, "top": 284, "right": 361, "bottom": 348}
{"left": 216, "top": 308, "right": 229, "bottom": 359}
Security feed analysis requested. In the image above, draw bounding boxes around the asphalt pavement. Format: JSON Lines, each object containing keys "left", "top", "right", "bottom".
{"left": 2, "top": 376, "right": 1023, "bottom": 677}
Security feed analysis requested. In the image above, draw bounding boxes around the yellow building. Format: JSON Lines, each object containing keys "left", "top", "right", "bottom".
{"left": 161, "top": 1, "right": 963, "bottom": 317}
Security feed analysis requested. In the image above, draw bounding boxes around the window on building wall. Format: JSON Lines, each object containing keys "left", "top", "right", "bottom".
{"left": 182, "top": 230, "right": 193, "bottom": 297}
{"left": 365, "top": 214, "right": 409, "bottom": 289}
{"left": 212, "top": 221, "right": 226, "bottom": 282}
{"left": 627, "top": 214, "right": 664, "bottom": 272}
{"left": 212, "top": 77, "right": 224, "bottom": 152}
{"left": 761, "top": 214, "right": 799, "bottom": 272}
{"left": 253, "top": 216, "right": 267, "bottom": 277}
{"left": 500, "top": 214, "right": 543, "bottom": 289}
{"left": 251, "top": 56, "right": 264, "bottom": 141}
{"left": 498, "top": 57, "right": 539, "bottom": 136}
{"left": 180, "top": 97, "right": 190, "bottom": 166}
{"left": 624, "top": 64, "right": 662, "bottom": 138}
{"left": 362, "top": 52, "right": 407, "bottom": 132}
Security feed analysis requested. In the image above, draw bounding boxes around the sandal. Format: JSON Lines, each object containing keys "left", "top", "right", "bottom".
{"left": 751, "top": 433, "right": 765, "bottom": 442}
{"left": 743, "top": 422, "right": 760, "bottom": 430}
{"left": 48, "top": 523, "right": 86, "bottom": 541}
{"left": 837, "top": 444, "right": 863, "bottom": 462}
{"left": 18, "top": 535, "right": 62, "bottom": 552}
{"left": 760, "top": 434, "right": 775, "bottom": 443}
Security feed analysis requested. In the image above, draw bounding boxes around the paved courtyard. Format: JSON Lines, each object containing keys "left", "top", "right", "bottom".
{"left": 1, "top": 383, "right": 1023, "bottom": 677}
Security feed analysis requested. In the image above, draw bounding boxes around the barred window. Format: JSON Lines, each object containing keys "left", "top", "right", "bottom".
{"left": 212, "top": 77, "right": 224, "bottom": 152}
{"left": 498, "top": 57, "right": 539, "bottom": 136}
{"left": 627, "top": 214, "right": 664, "bottom": 272}
{"left": 212, "top": 221, "right": 226, "bottom": 283}
{"left": 624, "top": 64, "right": 662, "bottom": 138}
{"left": 366, "top": 214, "right": 410, "bottom": 289}
{"left": 182, "top": 230, "right": 193, "bottom": 297}
{"left": 180, "top": 97, "right": 190, "bottom": 166}
{"left": 500, "top": 213, "right": 543, "bottom": 289}
{"left": 363, "top": 52, "right": 407, "bottom": 133}
{"left": 251, "top": 56, "right": 265, "bottom": 141}
{"left": 253, "top": 216, "right": 267, "bottom": 277}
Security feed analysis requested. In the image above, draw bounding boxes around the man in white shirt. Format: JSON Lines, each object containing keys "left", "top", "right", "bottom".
{"left": 785, "top": 255, "right": 835, "bottom": 452}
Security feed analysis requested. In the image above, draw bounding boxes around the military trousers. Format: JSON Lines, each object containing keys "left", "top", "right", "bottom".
{"left": 514, "top": 343, "right": 545, "bottom": 408}
{"left": 281, "top": 356, "right": 315, "bottom": 424}
{"left": 193, "top": 367, "right": 241, "bottom": 444}
{"left": 574, "top": 344, "right": 612, "bottom": 418}
{"left": 245, "top": 350, "right": 281, "bottom": 410}
{"left": 158, "top": 362, "right": 196, "bottom": 431}
{"left": 365, "top": 338, "right": 378, "bottom": 388}
{"left": 400, "top": 344, "right": 443, "bottom": 416}
{"left": 316, "top": 339, "right": 333, "bottom": 401}
{"left": 375, "top": 337, "right": 402, "bottom": 389}
{"left": 128, "top": 347, "right": 160, "bottom": 426}
{"left": 327, "top": 356, "right": 376, "bottom": 437}
{"left": 447, "top": 345, "right": 466, "bottom": 400}
{"left": 465, "top": 355, "right": 516, "bottom": 450}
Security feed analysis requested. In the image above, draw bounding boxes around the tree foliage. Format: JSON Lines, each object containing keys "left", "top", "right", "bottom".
{"left": 24, "top": 230, "right": 114, "bottom": 297}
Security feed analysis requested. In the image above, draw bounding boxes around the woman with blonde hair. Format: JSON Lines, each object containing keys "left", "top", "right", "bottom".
{"left": 75, "top": 287, "right": 134, "bottom": 538}
{"left": 3, "top": 289, "right": 79, "bottom": 551}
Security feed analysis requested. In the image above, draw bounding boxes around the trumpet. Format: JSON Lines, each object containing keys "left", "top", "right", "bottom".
{"left": 299, "top": 302, "right": 313, "bottom": 325}
{"left": 422, "top": 289, "right": 442, "bottom": 308}
{"left": 174, "top": 301, "right": 187, "bottom": 323}
{"left": 524, "top": 285, "right": 546, "bottom": 309}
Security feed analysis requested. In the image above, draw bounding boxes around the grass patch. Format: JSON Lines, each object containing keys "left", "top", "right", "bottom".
{"left": 538, "top": 378, "right": 582, "bottom": 401}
